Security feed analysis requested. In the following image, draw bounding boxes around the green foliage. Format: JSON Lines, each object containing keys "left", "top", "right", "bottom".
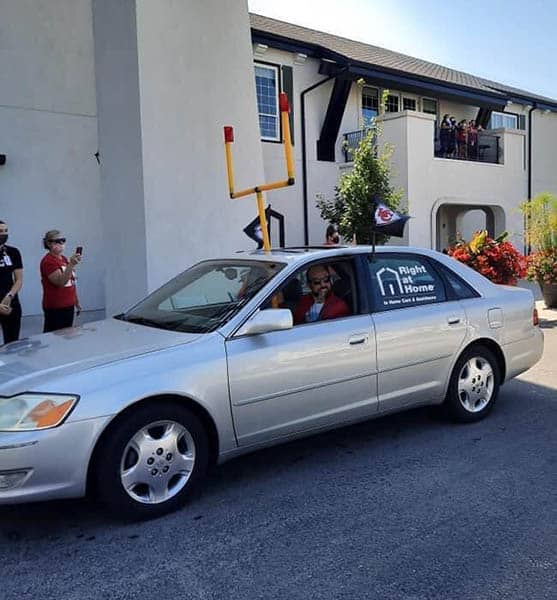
{"left": 316, "top": 90, "right": 404, "bottom": 245}
{"left": 520, "top": 192, "right": 557, "bottom": 252}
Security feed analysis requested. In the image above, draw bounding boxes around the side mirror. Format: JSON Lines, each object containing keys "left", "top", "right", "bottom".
{"left": 236, "top": 308, "right": 293, "bottom": 337}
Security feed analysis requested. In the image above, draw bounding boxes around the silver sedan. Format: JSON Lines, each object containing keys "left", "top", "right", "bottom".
{"left": 0, "top": 246, "right": 543, "bottom": 519}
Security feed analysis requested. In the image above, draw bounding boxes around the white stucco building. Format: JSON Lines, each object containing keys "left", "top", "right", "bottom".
{"left": 1, "top": 4, "right": 556, "bottom": 317}
{"left": 249, "top": 14, "right": 557, "bottom": 253}
{"left": 1, "top": 0, "right": 264, "bottom": 316}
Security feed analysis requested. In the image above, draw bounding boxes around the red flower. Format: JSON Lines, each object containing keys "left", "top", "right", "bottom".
{"left": 447, "top": 231, "right": 526, "bottom": 285}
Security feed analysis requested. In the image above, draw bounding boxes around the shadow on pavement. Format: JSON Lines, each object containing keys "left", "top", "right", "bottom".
{"left": 1, "top": 375, "right": 555, "bottom": 540}
{"left": 539, "top": 317, "right": 557, "bottom": 329}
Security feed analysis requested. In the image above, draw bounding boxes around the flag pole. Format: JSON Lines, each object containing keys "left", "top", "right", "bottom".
{"left": 370, "top": 198, "right": 377, "bottom": 261}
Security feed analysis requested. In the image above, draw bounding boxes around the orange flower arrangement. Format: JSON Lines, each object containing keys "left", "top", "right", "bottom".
{"left": 448, "top": 231, "right": 526, "bottom": 285}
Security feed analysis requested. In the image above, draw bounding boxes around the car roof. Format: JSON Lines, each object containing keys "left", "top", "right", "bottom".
{"left": 228, "top": 245, "right": 444, "bottom": 264}
{"left": 224, "top": 245, "right": 497, "bottom": 293}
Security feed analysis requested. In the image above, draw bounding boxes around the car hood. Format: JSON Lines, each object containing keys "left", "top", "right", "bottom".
{"left": 0, "top": 318, "right": 201, "bottom": 395}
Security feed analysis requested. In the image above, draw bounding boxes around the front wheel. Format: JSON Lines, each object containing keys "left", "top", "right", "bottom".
{"left": 93, "top": 402, "right": 209, "bottom": 520}
{"left": 444, "top": 346, "right": 501, "bottom": 423}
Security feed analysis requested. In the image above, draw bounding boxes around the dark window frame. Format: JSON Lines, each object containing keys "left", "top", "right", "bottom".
{"left": 254, "top": 59, "right": 283, "bottom": 143}
{"left": 362, "top": 85, "right": 380, "bottom": 124}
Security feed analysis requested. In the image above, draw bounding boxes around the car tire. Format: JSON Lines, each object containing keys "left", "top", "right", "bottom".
{"left": 93, "top": 401, "right": 209, "bottom": 520}
{"left": 444, "top": 345, "right": 501, "bottom": 423}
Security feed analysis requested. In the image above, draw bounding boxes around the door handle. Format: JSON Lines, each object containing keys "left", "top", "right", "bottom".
{"left": 447, "top": 316, "right": 461, "bottom": 325}
{"left": 349, "top": 334, "right": 368, "bottom": 345}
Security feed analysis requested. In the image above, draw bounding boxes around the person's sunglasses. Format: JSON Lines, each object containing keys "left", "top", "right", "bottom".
{"left": 49, "top": 238, "right": 66, "bottom": 244}
{"left": 310, "top": 276, "right": 331, "bottom": 285}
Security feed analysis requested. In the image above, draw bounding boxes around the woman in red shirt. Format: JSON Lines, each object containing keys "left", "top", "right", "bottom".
{"left": 40, "top": 229, "right": 82, "bottom": 333}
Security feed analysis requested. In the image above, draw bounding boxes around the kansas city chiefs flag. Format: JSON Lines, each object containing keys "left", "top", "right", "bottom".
{"left": 243, "top": 213, "right": 266, "bottom": 249}
{"left": 373, "top": 202, "right": 410, "bottom": 237}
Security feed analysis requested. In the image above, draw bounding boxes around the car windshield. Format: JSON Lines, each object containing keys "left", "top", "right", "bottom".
{"left": 117, "top": 259, "right": 286, "bottom": 333}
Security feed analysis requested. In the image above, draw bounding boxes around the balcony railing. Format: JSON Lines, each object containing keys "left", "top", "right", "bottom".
{"left": 342, "top": 127, "right": 502, "bottom": 165}
{"left": 342, "top": 128, "right": 376, "bottom": 162}
{"left": 434, "top": 129, "right": 501, "bottom": 164}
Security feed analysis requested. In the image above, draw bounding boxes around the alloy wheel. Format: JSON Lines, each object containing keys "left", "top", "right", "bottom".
{"left": 119, "top": 420, "right": 196, "bottom": 504}
{"left": 457, "top": 356, "right": 495, "bottom": 413}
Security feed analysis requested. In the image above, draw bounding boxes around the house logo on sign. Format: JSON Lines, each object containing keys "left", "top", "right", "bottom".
{"left": 375, "top": 263, "right": 438, "bottom": 307}
{"left": 376, "top": 267, "right": 404, "bottom": 296}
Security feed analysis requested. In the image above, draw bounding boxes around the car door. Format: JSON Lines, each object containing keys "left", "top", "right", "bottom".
{"left": 225, "top": 258, "right": 378, "bottom": 446}
{"left": 365, "top": 252, "right": 468, "bottom": 412}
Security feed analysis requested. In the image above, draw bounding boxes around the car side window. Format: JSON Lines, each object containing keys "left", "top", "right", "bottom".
{"left": 438, "top": 265, "right": 479, "bottom": 299}
{"left": 367, "top": 254, "right": 447, "bottom": 312}
{"left": 263, "top": 260, "right": 357, "bottom": 325}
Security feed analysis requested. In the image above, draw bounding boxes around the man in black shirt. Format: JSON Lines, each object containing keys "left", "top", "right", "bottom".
{"left": 0, "top": 220, "right": 24, "bottom": 344}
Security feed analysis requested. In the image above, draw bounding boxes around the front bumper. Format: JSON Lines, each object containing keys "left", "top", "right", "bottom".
{"left": 0, "top": 415, "right": 110, "bottom": 504}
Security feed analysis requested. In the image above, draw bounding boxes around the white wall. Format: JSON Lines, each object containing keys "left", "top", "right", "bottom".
{"left": 531, "top": 110, "right": 557, "bottom": 197}
{"left": 92, "top": 0, "right": 148, "bottom": 315}
{"left": 92, "top": 0, "right": 266, "bottom": 313}
{"left": 135, "top": 0, "right": 265, "bottom": 293}
{"left": 0, "top": 0, "right": 103, "bottom": 316}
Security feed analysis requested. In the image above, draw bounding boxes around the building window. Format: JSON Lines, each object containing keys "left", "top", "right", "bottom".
{"left": 422, "top": 98, "right": 438, "bottom": 116}
{"left": 402, "top": 97, "right": 417, "bottom": 111}
{"left": 362, "top": 86, "right": 379, "bottom": 125}
{"left": 385, "top": 94, "right": 400, "bottom": 113}
{"left": 255, "top": 63, "right": 280, "bottom": 140}
{"left": 489, "top": 111, "right": 518, "bottom": 129}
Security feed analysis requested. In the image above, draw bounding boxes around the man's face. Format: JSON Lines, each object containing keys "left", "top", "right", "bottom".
{"left": 308, "top": 266, "right": 331, "bottom": 301}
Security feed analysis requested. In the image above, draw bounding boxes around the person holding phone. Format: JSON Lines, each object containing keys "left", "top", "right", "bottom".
{"left": 40, "top": 229, "right": 82, "bottom": 332}
{"left": 0, "top": 220, "right": 24, "bottom": 344}
{"left": 293, "top": 264, "right": 350, "bottom": 325}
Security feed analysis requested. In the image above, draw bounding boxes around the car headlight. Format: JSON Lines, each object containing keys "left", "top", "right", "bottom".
{"left": 0, "top": 394, "right": 79, "bottom": 431}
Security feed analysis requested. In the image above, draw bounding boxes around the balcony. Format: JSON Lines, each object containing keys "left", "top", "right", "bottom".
{"left": 342, "top": 126, "right": 501, "bottom": 165}
{"left": 434, "top": 129, "right": 501, "bottom": 164}
{"left": 337, "top": 111, "right": 526, "bottom": 250}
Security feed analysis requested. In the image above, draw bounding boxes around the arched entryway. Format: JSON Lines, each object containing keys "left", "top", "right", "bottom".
{"left": 435, "top": 203, "right": 506, "bottom": 251}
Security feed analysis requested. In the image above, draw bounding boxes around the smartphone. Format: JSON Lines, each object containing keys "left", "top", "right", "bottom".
{"left": 76, "top": 246, "right": 83, "bottom": 256}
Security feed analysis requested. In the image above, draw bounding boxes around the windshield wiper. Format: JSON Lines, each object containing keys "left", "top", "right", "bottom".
{"left": 123, "top": 315, "right": 162, "bottom": 329}
{"left": 124, "top": 314, "right": 208, "bottom": 334}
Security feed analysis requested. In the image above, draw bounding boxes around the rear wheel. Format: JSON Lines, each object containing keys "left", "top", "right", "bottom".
{"left": 444, "top": 346, "right": 500, "bottom": 423}
{"left": 93, "top": 402, "right": 209, "bottom": 520}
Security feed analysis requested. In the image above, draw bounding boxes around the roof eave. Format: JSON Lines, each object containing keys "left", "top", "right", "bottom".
{"left": 251, "top": 28, "right": 557, "bottom": 111}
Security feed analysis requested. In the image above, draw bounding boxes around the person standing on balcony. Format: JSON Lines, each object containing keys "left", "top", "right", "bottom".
{"left": 456, "top": 120, "right": 468, "bottom": 159}
{"left": 439, "top": 114, "right": 451, "bottom": 157}
{"left": 448, "top": 117, "right": 457, "bottom": 158}
{"left": 468, "top": 120, "right": 479, "bottom": 160}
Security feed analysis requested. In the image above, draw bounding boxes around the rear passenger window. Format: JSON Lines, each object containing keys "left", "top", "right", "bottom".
{"left": 367, "top": 254, "right": 446, "bottom": 311}
{"left": 440, "top": 267, "right": 479, "bottom": 299}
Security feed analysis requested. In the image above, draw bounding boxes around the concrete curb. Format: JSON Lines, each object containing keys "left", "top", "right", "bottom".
{"left": 536, "top": 300, "right": 557, "bottom": 322}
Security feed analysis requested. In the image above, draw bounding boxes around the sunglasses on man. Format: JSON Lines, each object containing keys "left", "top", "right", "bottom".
{"left": 310, "top": 276, "right": 331, "bottom": 285}
{"left": 49, "top": 238, "right": 66, "bottom": 244}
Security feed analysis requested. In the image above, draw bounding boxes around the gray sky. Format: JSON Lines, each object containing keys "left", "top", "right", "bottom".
{"left": 248, "top": 0, "right": 557, "bottom": 100}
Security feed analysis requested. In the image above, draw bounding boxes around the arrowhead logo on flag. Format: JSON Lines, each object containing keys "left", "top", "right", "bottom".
{"left": 372, "top": 202, "right": 410, "bottom": 238}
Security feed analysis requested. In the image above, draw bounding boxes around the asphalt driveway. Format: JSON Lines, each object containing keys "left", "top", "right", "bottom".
{"left": 1, "top": 305, "right": 556, "bottom": 600}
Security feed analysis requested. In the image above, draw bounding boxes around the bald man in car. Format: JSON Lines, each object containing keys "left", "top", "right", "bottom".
{"left": 293, "top": 264, "right": 350, "bottom": 325}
